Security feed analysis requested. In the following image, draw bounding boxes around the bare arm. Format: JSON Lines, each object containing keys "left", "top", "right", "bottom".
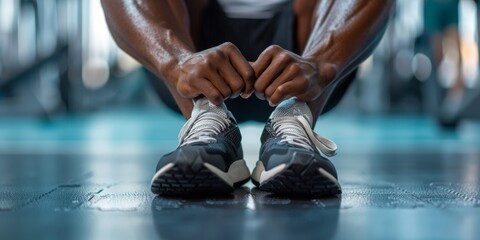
{"left": 101, "top": 0, "right": 194, "bottom": 81}
{"left": 101, "top": 0, "right": 254, "bottom": 117}
{"left": 253, "top": 0, "right": 395, "bottom": 106}
{"left": 303, "top": 0, "right": 394, "bottom": 86}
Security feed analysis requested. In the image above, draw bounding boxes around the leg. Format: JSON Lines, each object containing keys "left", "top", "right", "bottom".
{"left": 185, "top": 0, "right": 210, "bottom": 48}
{"left": 293, "top": 0, "right": 318, "bottom": 53}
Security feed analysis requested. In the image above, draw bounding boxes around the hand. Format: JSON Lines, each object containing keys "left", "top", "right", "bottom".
{"left": 174, "top": 42, "right": 255, "bottom": 105}
{"left": 252, "top": 45, "right": 334, "bottom": 106}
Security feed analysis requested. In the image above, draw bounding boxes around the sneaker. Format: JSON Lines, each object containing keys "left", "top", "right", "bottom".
{"left": 251, "top": 98, "right": 341, "bottom": 196}
{"left": 151, "top": 98, "right": 250, "bottom": 195}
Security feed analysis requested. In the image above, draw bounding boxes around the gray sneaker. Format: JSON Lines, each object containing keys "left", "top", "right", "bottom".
{"left": 151, "top": 98, "right": 250, "bottom": 195}
{"left": 251, "top": 98, "right": 341, "bottom": 196}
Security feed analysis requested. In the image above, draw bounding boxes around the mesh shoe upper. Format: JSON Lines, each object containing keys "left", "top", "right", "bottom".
{"left": 259, "top": 98, "right": 338, "bottom": 177}
{"left": 156, "top": 98, "right": 243, "bottom": 172}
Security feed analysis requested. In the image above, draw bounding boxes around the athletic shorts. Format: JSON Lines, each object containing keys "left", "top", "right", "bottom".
{"left": 148, "top": 0, "right": 356, "bottom": 123}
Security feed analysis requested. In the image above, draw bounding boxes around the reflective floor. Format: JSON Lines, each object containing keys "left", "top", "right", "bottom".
{"left": 1, "top": 108, "right": 480, "bottom": 240}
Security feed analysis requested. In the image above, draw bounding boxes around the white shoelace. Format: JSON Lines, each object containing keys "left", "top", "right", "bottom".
{"left": 272, "top": 115, "right": 337, "bottom": 157}
{"left": 178, "top": 111, "right": 231, "bottom": 147}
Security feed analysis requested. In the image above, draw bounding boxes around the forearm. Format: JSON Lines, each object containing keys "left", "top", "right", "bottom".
{"left": 101, "top": 0, "right": 194, "bottom": 83}
{"left": 303, "top": 0, "right": 395, "bottom": 86}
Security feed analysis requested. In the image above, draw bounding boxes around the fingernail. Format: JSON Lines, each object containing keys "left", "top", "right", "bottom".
{"left": 255, "top": 92, "right": 265, "bottom": 100}
{"left": 241, "top": 91, "right": 254, "bottom": 99}
{"left": 269, "top": 100, "right": 276, "bottom": 107}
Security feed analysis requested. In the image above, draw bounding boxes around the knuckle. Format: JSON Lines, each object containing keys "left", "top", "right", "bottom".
{"left": 268, "top": 45, "right": 282, "bottom": 52}
{"left": 278, "top": 52, "right": 292, "bottom": 63}
{"left": 244, "top": 68, "right": 255, "bottom": 80}
{"left": 210, "top": 50, "right": 225, "bottom": 60}
{"left": 276, "top": 85, "right": 286, "bottom": 95}
{"left": 289, "top": 63, "right": 301, "bottom": 74}
{"left": 221, "top": 42, "right": 235, "bottom": 50}
{"left": 205, "top": 60, "right": 216, "bottom": 69}
{"left": 190, "top": 68, "right": 201, "bottom": 78}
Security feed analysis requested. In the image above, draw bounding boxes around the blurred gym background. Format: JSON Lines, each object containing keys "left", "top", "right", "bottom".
{"left": 2, "top": 2, "right": 480, "bottom": 239}
{"left": 0, "top": 0, "right": 479, "bottom": 125}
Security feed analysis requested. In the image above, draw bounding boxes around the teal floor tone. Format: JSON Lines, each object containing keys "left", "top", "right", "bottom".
{"left": 1, "top": 108, "right": 480, "bottom": 240}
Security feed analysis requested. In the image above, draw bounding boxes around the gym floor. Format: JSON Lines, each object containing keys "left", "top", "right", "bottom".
{"left": 1, "top": 107, "right": 480, "bottom": 240}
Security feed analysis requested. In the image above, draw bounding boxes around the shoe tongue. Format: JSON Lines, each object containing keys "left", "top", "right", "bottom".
{"left": 192, "top": 97, "right": 229, "bottom": 119}
{"left": 270, "top": 97, "right": 313, "bottom": 126}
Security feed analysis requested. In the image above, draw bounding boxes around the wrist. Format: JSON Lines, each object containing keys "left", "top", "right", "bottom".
{"left": 162, "top": 51, "right": 194, "bottom": 87}
{"left": 305, "top": 57, "right": 338, "bottom": 89}
{"left": 318, "top": 62, "right": 338, "bottom": 85}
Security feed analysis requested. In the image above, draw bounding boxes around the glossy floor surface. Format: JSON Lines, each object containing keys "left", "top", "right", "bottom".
{"left": 1, "top": 108, "right": 480, "bottom": 240}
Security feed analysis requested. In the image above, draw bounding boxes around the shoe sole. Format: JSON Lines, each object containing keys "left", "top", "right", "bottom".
{"left": 151, "top": 159, "right": 250, "bottom": 196}
{"left": 251, "top": 155, "right": 342, "bottom": 196}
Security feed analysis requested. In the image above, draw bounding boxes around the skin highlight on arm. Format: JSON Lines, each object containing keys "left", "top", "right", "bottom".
{"left": 252, "top": 0, "right": 395, "bottom": 111}
{"left": 102, "top": 0, "right": 254, "bottom": 118}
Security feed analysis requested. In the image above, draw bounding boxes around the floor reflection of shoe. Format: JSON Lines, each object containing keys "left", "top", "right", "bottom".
{"left": 151, "top": 98, "right": 250, "bottom": 196}
{"left": 251, "top": 98, "right": 341, "bottom": 196}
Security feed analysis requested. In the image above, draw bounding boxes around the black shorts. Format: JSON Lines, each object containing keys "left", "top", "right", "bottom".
{"left": 148, "top": 0, "right": 356, "bottom": 123}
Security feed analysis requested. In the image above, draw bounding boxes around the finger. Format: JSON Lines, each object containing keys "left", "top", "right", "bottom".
{"left": 205, "top": 70, "right": 232, "bottom": 99}
{"left": 264, "top": 64, "right": 299, "bottom": 99}
{"left": 252, "top": 45, "right": 282, "bottom": 78}
{"left": 251, "top": 52, "right": 271, "bottom": 79}
{"left": 218, "top": 62, "right": 245, "bottom": 98}
{"left": 224, "top": 45, "right": 255, "bottom": 95}
{"left": 192, "top": 78, "right": 224, "bottom": 105}
{"left": 269, "top": 78, "right": 309, "bottom": 106}
{"left": 252, "top": 47, "right": 277, "bottom": 100}
{"left": 176, "top": 80, "right": 198, "bottom": 98}
{"left": 254, "top": 54, "right": 291, "bottom": 98}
